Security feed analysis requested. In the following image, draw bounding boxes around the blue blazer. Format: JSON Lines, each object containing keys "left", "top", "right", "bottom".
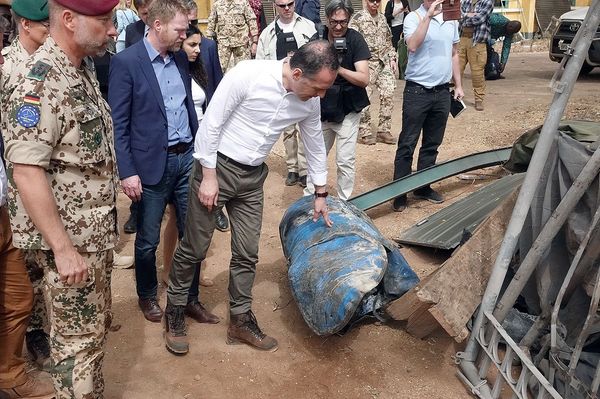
{"left": 199, "top": 37, "right": 223, "bottom": 105}
{"left": 109, "top": 40, "right": 199, "bottom": 185}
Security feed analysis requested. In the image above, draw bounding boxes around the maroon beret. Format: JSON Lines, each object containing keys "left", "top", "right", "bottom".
{"left": 54, "top": 0, "right": 119, "bottom": 16}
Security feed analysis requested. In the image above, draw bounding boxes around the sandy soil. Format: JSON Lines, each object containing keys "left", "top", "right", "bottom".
{"left": 105, "top": 51, "right": 600, "bottom": 399}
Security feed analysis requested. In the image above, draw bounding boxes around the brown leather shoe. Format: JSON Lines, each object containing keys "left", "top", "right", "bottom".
{"left": 0, "top": 370, "right": 55, "bottom": 399}
{"left": 376, "top": 131, "right": 396, "bottom": 144}
{"left": 138, "top": 298, "right": 163, "bottom": 323}
{"left": 475, "top": 100, "right": 484, "bottom": 111}
{"left": 164, "top": 303, "right": 189, "bottom": 355}
{"left": 185, "top": 301, "right": 220, "bottom": 324}
{"left": 227, "top": 310, "right": 278, "bottom": 352}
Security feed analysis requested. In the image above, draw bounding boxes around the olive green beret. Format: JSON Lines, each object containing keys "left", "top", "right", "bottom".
{"left": 12, "top": 0, "right": 49, "bottom": 21}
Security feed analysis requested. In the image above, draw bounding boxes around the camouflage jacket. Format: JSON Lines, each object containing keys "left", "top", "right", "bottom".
{"left": 206, "top": 0, "right": 259, "bottom": 48}
{"left": 349, "top": 10, "right": 396, "bottom": 64}
{"left": 3, "top": 37, "right": 118, "bottom": 252}
{"left": 0, "top": 38, "right": 29, "bottom": 103}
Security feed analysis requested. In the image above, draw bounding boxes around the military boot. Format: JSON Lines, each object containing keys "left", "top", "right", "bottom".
{"left": 227, "top": 310, "right": 278, "bottom": 352}
{"left": 164, "top": 303, "right": 188, "bottom": 356}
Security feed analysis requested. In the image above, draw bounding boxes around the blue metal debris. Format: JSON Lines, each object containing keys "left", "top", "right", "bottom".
{"left": 279, "top": 196, "right": 419, "bottom": 335}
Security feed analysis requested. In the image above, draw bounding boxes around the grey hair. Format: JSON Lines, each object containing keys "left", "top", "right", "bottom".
{"left": 324, "top": 0, "right": 354, "bottom": 19}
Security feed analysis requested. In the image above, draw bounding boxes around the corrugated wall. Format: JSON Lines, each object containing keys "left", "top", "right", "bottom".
{"left": 535, "top": 0, "right": 572, "bottom": 32}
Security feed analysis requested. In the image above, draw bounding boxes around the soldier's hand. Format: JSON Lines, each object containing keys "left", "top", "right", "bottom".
{"left": 250, "top": 42, "right": 257, "bottom": 57}
{"left": 390, "top": 58, "right": 398, "bottom": 74}
{"left": 121, "top": 175, "right": 143, "bottom": 202}
{"left": 198, "top": 167, "right": 219, "bottom": 212}
{"left": 54, "top": 247, "right": 89, "bottom": 285}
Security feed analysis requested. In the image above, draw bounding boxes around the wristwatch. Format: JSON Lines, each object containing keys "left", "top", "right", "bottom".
{"left": 315, "top": 191, "right": 329, "bottom": 198}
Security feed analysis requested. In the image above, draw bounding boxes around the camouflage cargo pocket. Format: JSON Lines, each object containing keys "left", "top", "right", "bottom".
{"left": 74, "top": 104, "right": 106, "bottom": 163}
{"left": 45, "top": 261, "right": 103, "bottom": 336}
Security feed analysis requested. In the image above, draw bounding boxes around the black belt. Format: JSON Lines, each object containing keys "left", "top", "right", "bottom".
{"left": 217, "top": 152, "right": 259, "bottom": 172}
{"left": 167, "top": 141, "right": 191, "bottom": 154}
{"left": 406, "top": 80, "right": 450, "bottom": 92}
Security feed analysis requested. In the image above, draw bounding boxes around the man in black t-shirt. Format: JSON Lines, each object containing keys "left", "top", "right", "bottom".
{"left": 304, "top": 0, "right": 370, "bottom": 200}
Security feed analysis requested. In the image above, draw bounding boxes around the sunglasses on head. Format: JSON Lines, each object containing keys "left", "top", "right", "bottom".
{"left": 275, "top": 1, "right": 295, "bottom": 9}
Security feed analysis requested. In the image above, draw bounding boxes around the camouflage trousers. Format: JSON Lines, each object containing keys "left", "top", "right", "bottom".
{"left": 34, "top": 249, "right": 113, "bottom": 399}
{"left": 24, "top": 250, "right": 48, "bottom": 333}
{"left": 218, "top": 44, "right": 250, "bottom": 73}
{"left": 359, "top": 59, "right": 396, "bottom": 138}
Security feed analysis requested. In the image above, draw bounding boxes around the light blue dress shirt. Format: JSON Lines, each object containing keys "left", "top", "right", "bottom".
{"left": 143, "top": 37, "right": 192, "bottom": 146}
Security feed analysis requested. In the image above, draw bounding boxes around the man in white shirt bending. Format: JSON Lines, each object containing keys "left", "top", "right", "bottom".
{"left": 164, "top": 40, "right": 338, "bottom": 355}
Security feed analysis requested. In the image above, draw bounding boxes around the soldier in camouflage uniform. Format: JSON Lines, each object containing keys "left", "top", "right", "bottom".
{"left": 0, "top": 0, "right": 52, "bottom": 370}
{"left": 3, "top": 0, "right": 118, "bottom": 397}
{"left": 206, "top": 0, "right": 259, "bottom": 72}
{"left": 350, "top": 0, "right": 397, "bottom": 145}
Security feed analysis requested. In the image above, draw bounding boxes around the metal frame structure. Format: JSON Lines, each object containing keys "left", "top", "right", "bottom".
{"left": 455, "top": 1, "right": 600, "bottom": 397}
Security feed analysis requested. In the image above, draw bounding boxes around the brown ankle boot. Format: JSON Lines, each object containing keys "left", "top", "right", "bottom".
{"left": 227, "top": 310, "right": 278, "bottom": 352}
{"left": 164, "top": 303, "right": 189, "bottom": 355}
{"left": 0, "top": 370, "right": 55, "bottom": 399}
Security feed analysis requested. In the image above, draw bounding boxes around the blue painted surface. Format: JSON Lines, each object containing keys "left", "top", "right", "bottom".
{"left": 280, "top": 196, "right": 419, "bottom": 335}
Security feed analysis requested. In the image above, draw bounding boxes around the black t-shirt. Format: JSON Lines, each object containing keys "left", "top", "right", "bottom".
{"left": 327, "top": 27, "right": 371, "bottom": 86}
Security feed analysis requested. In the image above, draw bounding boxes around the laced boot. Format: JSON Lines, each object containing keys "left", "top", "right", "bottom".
{"left": 164, "top": 303, "right": 188, "bottom": 355}
{"left": 227, "top": 310, "right": 278, "bottom": 352}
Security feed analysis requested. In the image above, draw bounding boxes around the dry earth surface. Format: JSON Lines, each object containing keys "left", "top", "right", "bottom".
{"left": 106, "top": 50, "right": 600, "bottom": 399}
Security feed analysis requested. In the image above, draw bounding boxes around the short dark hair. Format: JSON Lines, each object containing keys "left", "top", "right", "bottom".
{"left": 506, "top": 20, "right": 521, "bottom": 35}
{"left": 289, "top": 40, "right": 339, "bottom": 79}
{"left": 324, "top": 0, "right": 353, "bottom": 19}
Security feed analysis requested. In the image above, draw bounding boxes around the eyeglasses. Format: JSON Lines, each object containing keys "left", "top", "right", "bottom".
{"left": 329, "top": 19, "right": 348, "bottom": 27}
{"left": 275, "top": 1, "right": 295, "bottom": 9}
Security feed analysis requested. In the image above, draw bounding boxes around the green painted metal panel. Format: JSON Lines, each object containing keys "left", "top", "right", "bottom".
{"left": 349, "top": 147, "right": 513, "bottom": 211}
{"left": 397, "top": 173, "right": 525, "bottom": 250}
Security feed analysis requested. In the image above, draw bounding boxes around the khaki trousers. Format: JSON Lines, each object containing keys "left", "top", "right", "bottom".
{"left": 0, "top": 206, "right": 33, "bottom": 389}
{"left": 282, "top": 124, "right": 307, "bottom": 175}
{"left": 458, "top": 37, "right": 487, "bottom": 102}
{"left": 168, "top": 158, "right": 268, "bottom": 315}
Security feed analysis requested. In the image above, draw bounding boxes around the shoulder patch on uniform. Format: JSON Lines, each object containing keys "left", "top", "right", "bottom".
{"left": 15, "top": 104, "right": 41, "bottom": 128}
{"left": 27, "top": 60, "right": 52, "bottom": 82}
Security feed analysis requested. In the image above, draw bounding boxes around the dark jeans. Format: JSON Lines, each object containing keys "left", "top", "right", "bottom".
{"left": 393, "top": 82, "right": 451, "bottom": 182}
{"left": 134, "top": 146, "right": 195, "bottom": 300}
{"left": 391, "top": 24, "right": 403, "bottom": 50}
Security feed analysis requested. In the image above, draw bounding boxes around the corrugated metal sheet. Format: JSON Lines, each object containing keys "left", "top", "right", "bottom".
{"left": 396, "top": 173, "right": 525, "bottom": 250}
{"left": 536, "top": 0, "right": 571, "bottom": 32}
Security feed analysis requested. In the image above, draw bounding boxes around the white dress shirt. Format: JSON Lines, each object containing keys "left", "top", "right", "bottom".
{"left": 193, "top": 59, "right": 328, "bottom": 186}
{"left": 0, "top": 161, "right": 7, "bottom": 207}
{"left": 191, "top": 79, "right": 206, "bottom": 123}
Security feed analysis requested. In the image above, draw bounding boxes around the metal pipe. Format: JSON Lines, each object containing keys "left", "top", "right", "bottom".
{"left": 458, "top": 0, "right": 600, "bottom": 391}
{"left": 493, "top": 146, "right": 600, "bottom": 323}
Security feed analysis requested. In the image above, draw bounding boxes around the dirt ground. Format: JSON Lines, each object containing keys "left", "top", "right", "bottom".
{"left": 105, "top": 51, "right": 600, "bottom": 399}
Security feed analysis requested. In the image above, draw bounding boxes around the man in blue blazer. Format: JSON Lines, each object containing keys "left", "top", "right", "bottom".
{"left": 109, "top": 0, "right": 201, "bottom": 323}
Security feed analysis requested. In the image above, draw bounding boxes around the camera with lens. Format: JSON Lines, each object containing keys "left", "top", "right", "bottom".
{"left": 333, "top": 37, "right": 347, "bottom": 53}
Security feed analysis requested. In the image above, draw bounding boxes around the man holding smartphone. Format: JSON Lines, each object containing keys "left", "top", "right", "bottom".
{"left": 391, "top": 0, "right": 464, "bottom": 212}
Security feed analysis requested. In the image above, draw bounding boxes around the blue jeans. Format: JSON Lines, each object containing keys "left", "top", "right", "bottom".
{"left": 134, "top": 147, "right": 199, "bottom": 301}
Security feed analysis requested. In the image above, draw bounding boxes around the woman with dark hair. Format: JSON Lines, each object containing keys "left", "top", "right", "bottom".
{"left": 161, "top": 24, "right": 226, "bottom": 319}
{"left": 384, "top": 0, "right": 409, "bottom": 49}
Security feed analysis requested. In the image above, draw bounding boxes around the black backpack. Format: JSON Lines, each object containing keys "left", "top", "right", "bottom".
{"left": 485, "top": 45, "right": 501, "bottom": 80}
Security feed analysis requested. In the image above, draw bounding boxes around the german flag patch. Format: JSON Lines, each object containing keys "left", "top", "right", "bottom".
{"left": 24, "top": 93, "right": 41, "bottom": 106}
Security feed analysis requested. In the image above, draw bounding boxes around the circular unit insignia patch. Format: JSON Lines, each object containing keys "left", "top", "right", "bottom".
{"left": 16, "top": 104, "right": 41, "bottom": 128}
